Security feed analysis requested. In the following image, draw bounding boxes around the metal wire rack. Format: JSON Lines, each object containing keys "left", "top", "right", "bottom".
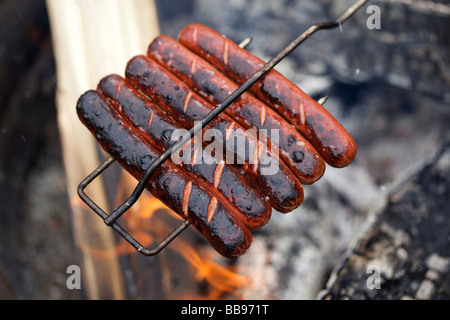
{"left": 77, "top": 0, "right": 370, "bottom": 256}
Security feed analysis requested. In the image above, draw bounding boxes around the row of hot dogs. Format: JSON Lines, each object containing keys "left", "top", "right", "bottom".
{"left": 77, "top": 24, "right": 357, "bottom": 259}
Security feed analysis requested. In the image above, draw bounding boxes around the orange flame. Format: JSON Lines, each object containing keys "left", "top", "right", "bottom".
{"left": 71, "top": 169, "right": 249, "bottom": 299}
{"left": 173, "top": 239, "right": 248, "bottom": 299}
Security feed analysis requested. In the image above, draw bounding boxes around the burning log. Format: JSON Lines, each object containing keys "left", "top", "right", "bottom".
{"left": 46, "top": 0, "right": 160, "bottom": 299}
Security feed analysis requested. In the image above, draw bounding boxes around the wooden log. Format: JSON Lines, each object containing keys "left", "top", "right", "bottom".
{"left": 46, "top": 0, "right": 160, "bottom": 299}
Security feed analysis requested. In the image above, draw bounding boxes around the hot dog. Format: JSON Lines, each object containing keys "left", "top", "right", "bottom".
{"left": 125, "top": 55, "right": 305, "bottom": 213}
{"left": 178, "top": 24, "right": 357, "bottom": 168}
{"left": 76, "top": 90, "right": 252, "bottom": 259}
{"left": 97, "top": 74, "right": 271, "bottom": 229}
{"left": 147, "top": 35, "right": 326, "bottom": 184}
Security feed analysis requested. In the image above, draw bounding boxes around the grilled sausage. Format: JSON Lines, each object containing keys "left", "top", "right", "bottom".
{"left": 97, "top": 74, "right": 271, "bottom": 229}
{"left": 76, "top": 90, "right": 252, "bottom": 259}
{"left": 178, "top": 24, "right": 357, "bottom": 168}
{"left": 125, "top": 55, "right": 305, "bottom": 213}
{"left": 147, "top": 35, "right": 326, "bottom": 185}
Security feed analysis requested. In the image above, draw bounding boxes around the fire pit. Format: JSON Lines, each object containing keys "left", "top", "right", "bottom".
{"left": 1, "top": 0, "right": 449, "bottom": 301}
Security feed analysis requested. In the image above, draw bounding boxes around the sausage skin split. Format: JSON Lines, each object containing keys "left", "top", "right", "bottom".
{"left": 97, "top": 74, "right": 271, "bottom": 229}
{"left": 125, "top": 55, "right": 304, "bottom": 213}
{"left": 76, "top": 90, "right": 252, "bottom": 259}
{"left": 178, "top": 24, "right": 357, "bottom": 168}
{"left": 147, "top": 35, "right": 326, "bottom": 185}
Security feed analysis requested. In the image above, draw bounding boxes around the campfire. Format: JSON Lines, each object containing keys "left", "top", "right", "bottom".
{"left": 2, "top": 0, "right": 447, "bottom": 302}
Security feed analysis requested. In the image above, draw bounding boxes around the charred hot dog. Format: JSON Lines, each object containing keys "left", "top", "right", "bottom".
{"left": 178, "top": 24, "right": 357, "bottom": 168}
